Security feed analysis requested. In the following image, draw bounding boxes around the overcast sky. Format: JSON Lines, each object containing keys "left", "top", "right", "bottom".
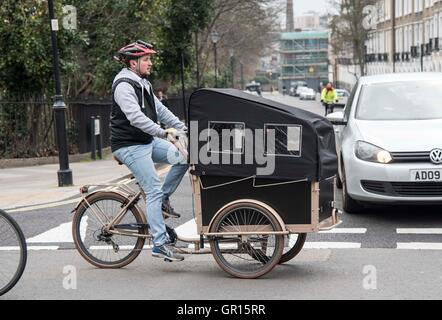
{"left": 290, "top": 0, "right": 329, "bottom": 15}
{"left": 276, "top": 0, "right": 331, "bottom": 28}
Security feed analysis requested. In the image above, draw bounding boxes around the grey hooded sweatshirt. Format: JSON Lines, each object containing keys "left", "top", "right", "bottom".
{"left": 112, "top": 68, "right": 186, "bottom": 142}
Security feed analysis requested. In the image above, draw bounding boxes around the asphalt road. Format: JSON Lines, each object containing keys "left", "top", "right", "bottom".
{"left": 2, "top": 93, "right": 442, "bottom": 300}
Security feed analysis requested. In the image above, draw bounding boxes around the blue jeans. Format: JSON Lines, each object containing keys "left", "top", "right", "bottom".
{"left": 113, "top": 138, "right": 188, "bottom": 246}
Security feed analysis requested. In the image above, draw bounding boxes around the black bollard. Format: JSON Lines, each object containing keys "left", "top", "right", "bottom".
{"left": 90, "top": 116, "right": 96, "bottom": 160}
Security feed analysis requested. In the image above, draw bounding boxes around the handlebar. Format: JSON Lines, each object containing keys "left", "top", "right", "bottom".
{"left": 167, "top": 131, "right": 189, "bottom": 159}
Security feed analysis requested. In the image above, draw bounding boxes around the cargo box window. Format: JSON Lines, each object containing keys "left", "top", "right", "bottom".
{"left": 208, "top": 121, "right": 245, "bottom": 154}
{"left": 264, "top": 124, "right": 302, "bottom": 157}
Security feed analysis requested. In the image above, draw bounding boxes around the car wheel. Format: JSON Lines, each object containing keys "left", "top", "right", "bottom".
{"left": 342, "top": 166, "right": 364, "bottom": 214}
{"left": 336, "top": 156, "right": 343, "bottom": 189}
{"left": 336, "top": 172, "right": 343, "bottom": 189}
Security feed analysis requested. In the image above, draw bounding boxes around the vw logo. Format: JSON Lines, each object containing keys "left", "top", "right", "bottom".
{"left": 430, "top": 149, "right": 442, "bottom": 164}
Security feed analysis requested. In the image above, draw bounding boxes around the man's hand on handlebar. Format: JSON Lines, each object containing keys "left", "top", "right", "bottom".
{"left": 164, "top": 128, "right": 189, "bottom": 159}
{"left": 164, "top": 128, "right": 188, "bottom": 143}
{"left": 164, "top": 128, "right": 178, "bottom": 140}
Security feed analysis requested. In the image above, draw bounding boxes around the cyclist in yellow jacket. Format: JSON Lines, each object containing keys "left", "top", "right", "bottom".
{"left": 321, "top": 83, "right": 337, "bottom": 116}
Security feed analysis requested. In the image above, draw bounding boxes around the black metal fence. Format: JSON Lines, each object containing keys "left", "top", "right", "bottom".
{"left": 0, "top": 95, "right": 188, "bottom": 158}
{"left": 70, "top": 98, "right": 112, "bottom": 154}
{"left": 0, "top": 97, "right": 74, "bottom": 158}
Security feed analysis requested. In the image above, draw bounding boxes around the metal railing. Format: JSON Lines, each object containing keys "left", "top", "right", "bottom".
{"left": 0, "top": 95, "right": 187, "bottom": 158}
{"left": 281, "top": 58, "right": 328, "bottom": 65}
{"left": 0, "top": 97, "right": 76, "bottom": 158}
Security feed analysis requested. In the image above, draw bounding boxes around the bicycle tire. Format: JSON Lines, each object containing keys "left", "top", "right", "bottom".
{"left": 279, "top": 233, "right": 307, "bottom": 264}
{"left": 0, "top": 209, "right": 27, "bottom": 296}
{"left": 72, "top": 192, "right": 146, "bottom": 269}
{"left": 209, "top": 202, "right": 284, "bottom": 279}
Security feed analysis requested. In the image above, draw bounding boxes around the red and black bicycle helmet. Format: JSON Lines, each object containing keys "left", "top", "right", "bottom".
{"left": 114, "top": 40, "right": 157, "bottom": 64}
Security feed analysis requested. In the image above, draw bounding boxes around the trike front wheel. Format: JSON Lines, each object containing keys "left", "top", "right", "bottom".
{"left": 279, "top": 233, "right": 307, "bottom": 264}
{"left": 209, "top": 202, "right": 284, "bottom": 279}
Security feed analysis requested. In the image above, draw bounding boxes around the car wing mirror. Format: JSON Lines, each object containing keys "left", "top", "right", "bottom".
{"left": 326, "top": 111, "right": 347, "bottom": 125}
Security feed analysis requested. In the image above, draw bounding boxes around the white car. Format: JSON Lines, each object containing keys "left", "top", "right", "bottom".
{"left": 243, "top": 83, "right": 262, "bottom": 96}
{"left": 327, "top": 73, "right": 442, "bottom": 213}
{"left": 296, "top": 86, "right": 309, "bottom": 97}
{"left": 299, "top": 88, "right": 316, "bottom": 100}
{"left": 334, "top": 89, "right": 350, "bottom": 107}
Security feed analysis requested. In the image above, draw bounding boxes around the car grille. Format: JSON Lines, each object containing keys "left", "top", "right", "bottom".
{"left": 391, "top": 152, "right": 430, "bottom": 163}
{"left": 361, "top": 180, "right": 442, "bottom": 197}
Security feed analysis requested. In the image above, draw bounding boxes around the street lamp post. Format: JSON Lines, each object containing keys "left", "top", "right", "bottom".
{"left": 229, "top": 48, "right": 235, "bottom": 88}
{"left": 47, "top": 0, "right": 73, "bottom": 186}
{"left": 240, "top": 61, "right": 244, "bottom": 90}
{"left": 180, "top": 50, "right": 187, "bottom": 123}
{"left": 195, "top": 32, "right": 200, "bottom": 88}
{"left": 268, "top": 71, "right": 273, "bottom": 92}
{"left": 211, "top": 31, "right": 220, "bottom": 88}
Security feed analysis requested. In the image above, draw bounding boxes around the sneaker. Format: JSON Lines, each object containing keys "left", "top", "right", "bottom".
{"left": 152, "top": 244, "right": 184, "bottom": 261}
{"left": 162, "top": 199, "right": 181, "bottom": 218}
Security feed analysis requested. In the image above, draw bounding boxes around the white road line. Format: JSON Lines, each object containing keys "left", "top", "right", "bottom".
{"left": 189, "top": 242, "right": 362, "bottom": 250}
{"left": 28, "top": 246, "right": 60, "bottom": 250}
{"left": 188, "top": 243, "right": 211, "bottom": 249}
{"left": 188, "top": 243, "right": 242, "bottom": 249}
{"left": 320, "top": 228, "right": 367, "bottom": 234}
{"left": 175, "top": 219, "right": 198, "bottom": 239}
{"left": 176, "top": 219, "right": 367, "bottom": 236}
{"left": 396, "top": 242, "right": 442, "bottom": 250}
{"left": 396, "top": 228, "right": 442, "bottom": 235}
{"left": 0, "top": 246, "right": 59, "bottom": 251}
{"left": 89, "top": 245, "right": 152, "bottom": 250}
{"left": 304, "top": 242, "right": 361, "bottom": 249}
{"left": 27, "top": 221, "right": 73, "bottom": 243}
{"left": 7, "top": 199, "right": 79, "bottom": 213}
{"left": 0, "top": 246, "right": 22, "bottom": 251}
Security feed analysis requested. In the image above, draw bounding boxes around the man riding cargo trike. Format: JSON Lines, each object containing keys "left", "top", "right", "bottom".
{"left": 72, "top": 89, "right": 341, "bottom": 279}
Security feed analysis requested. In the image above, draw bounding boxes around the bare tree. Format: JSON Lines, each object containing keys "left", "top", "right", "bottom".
{"left": 329, "top": 0, "right": 377, "bottom": 77}
{"left": 196, "top": 0, "right": 282, "bottom": 86}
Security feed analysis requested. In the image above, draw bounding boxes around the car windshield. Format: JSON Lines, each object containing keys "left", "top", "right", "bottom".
{"left": 336, "top": 91, "right": 346, "bottom": 97}
{"left": 246, "top": 85, "right": 259, "bottom": 91}
{"left": 356, "top": 80, "right": 442, "bottom": 120}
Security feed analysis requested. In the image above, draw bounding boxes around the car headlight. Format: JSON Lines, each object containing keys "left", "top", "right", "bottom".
{"left": 355, "top": 141, "right": 392, "bottom": 164}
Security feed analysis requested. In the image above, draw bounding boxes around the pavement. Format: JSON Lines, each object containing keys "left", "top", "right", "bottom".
{"left": 0, "top": 155, "right": 133, "bottom": 211}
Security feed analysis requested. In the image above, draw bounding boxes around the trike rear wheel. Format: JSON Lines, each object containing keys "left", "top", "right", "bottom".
{"left": 209, "top": 202, "right": 284, "bottom": 279}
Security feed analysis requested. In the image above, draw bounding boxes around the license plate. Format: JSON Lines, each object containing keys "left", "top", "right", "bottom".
{"left": 410, "top": 169, "right": 442, "bottom": 181}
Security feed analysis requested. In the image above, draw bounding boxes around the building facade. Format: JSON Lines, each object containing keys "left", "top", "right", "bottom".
{"left": 279, "top": 31, "right": 330, "bottom": 90}
{"left": 367, "top": 0, "right": 442, "bottom": 75}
